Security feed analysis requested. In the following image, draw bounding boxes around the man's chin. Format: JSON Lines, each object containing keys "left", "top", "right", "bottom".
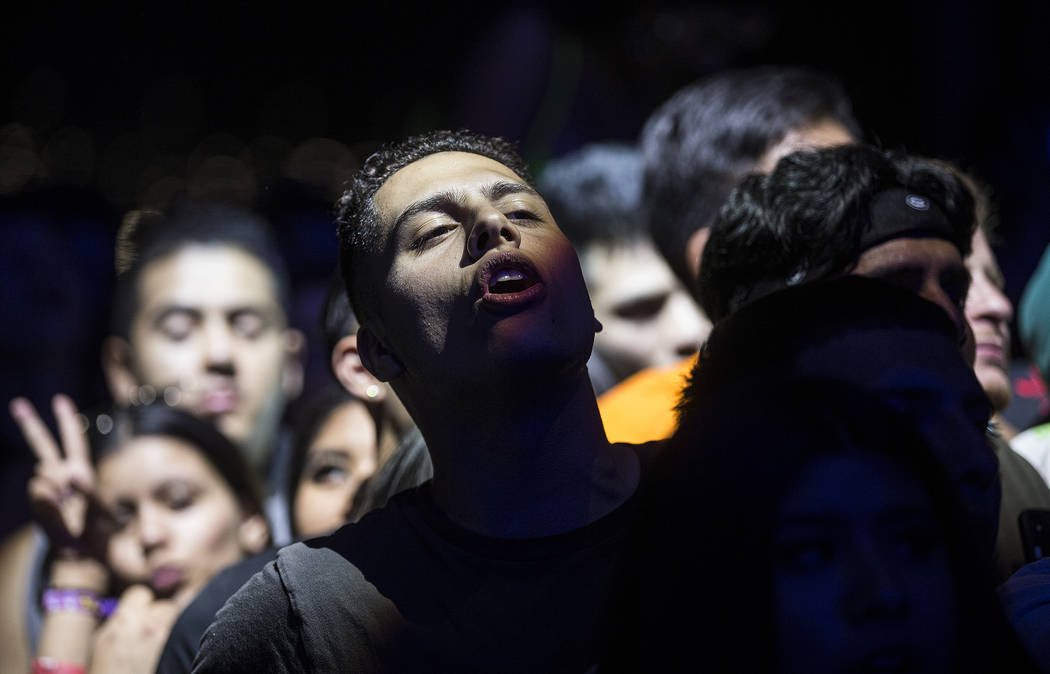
{"left": 975, "top": 366, "right": 1011, "bottom": 413}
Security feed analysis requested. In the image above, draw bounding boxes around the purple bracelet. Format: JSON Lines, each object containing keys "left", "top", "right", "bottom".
{"left": 42, "top": 588, "right": 117, "bottom": 619}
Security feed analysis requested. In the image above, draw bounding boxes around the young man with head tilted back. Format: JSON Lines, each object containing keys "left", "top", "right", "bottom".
{"left": 193, "top": 130, "right": 645, "bottom": 673}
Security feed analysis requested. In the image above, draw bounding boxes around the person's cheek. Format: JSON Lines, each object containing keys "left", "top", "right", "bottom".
{"left": 107, "top": 533, "right": 148, "bottom": 585}
{"left": 178, "top": 498, "right": 243, "bottom": 583}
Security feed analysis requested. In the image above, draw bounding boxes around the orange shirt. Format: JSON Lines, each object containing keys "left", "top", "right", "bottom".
{"left": 597, "top": 354, "right": 698, "bottom": 444}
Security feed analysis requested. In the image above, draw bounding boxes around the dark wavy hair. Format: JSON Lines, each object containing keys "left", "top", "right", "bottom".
{"left": 641, "top": 66, "right": 861, "bottom": 289}
{"left": 335, "top": 129, "right": 531, "bottom": 327}
{"left": 697, "top": 144, "right": 976, "bottom": 323}
{"left": 90, "top": 402, "right": 265, "bottom": 519}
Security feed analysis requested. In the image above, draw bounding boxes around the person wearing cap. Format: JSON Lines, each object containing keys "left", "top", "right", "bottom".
{"left": 697, "top": 143, "right": 1050, "bottom": 580}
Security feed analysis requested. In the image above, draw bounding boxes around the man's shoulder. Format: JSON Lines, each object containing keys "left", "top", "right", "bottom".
{"left": 194, "top": 541, "right": 403, "bottom": 673}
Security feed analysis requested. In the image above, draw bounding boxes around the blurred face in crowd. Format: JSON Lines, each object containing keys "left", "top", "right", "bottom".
{"left": 364, "top": 151, "right": 596, "bottom": 391}
{"left": 965, "top": 229, "right": 1013, "bottom": 412}
{"left": 852, "top": 238, "right": 973, "bottom": 360}
{"left": 98, "top": 435, "right": 266, "bottom": 606}
{"left": 294, "top": 400, "right": 378, "bottom": 537}
{"left": 122, "top": 244, "right": 300, "bottom": 470}
{"left": 684, "top": 118, "right": 856, "bottom": 283}
{"left": 580, "top": 239, "right": 709, "bottom": 380}
{"left": 774, "top": 449, "right": 957, "bottom": 674}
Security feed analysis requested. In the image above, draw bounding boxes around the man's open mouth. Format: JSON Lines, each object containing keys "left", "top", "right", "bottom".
{"left": 477, "top": 252, "right": 546, "bottom": 311}
{"left": 488, "top": 268, "right": 536, "bottom": 294}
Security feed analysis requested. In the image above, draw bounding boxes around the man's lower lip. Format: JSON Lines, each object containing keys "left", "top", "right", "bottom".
{"left": 151, "top": 567, "right": 183, "bottom": 592}
{"left": 975, "top": 344, "right": 1004, "bottom": 362}
{"left": 202, "top": 392, "right": 237, "bottom": 413}
{"left": 480, "top": 282, "right": 546, "bottom": 311}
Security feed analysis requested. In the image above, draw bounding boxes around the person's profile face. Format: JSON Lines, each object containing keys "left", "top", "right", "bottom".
{"left": 367, "top": 151, "right": 596, "bottom": 384}
{"left": 98, "top": 435, "right": 256, "bottom": 606}
{"left": 581, "top": 239, "right": 708, "bottom": 380}
{"left": 293, "top": 400, "right": 378, "bottom": 538}
{"left": 773, "top": 450, "right": 957, "bottom": 674}
{"left": 128, "top": 244, "right": 292, "bottom": 466}
{"left": 852, "top": 237, "right": 971, "bottom": 351}
{"left": 965, "top": 229, "right": 1013, "bottom": 412}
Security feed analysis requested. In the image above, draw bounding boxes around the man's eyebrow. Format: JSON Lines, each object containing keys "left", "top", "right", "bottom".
{"left": 484, "top": 180, "right": 539, "bottom": 201}
{"left": 392, "top": 189, "right": 468, "bottom": 235}
{"left": 151, "top": 305, "right": 201, "bottom": 321}
{"left": 391, "top": 181, "right": 540, "bottom": 236}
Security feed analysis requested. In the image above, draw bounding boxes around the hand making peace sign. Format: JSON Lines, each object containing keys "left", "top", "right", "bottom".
{"left": 10, "top": 394, "right": 108, "bottom": 560}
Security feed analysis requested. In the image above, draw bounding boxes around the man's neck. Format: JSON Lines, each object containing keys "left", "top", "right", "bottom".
{"left": 411, "top": 370, "right": 639, "bottom": 539}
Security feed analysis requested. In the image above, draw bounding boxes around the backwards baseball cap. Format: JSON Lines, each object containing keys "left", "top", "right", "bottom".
{"left": 860, "top": 187, "right": 959, "bottom": 253}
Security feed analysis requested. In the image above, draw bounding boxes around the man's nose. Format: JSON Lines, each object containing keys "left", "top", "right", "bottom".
{"left": 842, "top": 543, "right": 908, "bottom": 624}
{"left": 203, "top": 319, "right": 234, "bottom": 370}
{"left": 968, "top": 276, "right": 1014, "bottom": 324}
{"left": 467, "top": 209, "right": 521, "bottom": 260}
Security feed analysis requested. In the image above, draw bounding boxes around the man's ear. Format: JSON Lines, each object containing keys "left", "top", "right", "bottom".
{"left": 281, "top": 329, "right": 306, "bottom": 400}
{"left": 331, "top": 334, "right": 389, "bottom": 401}
{"left": 101, "top": 336, "right": 139, "bottom": 406}
{"left": 356, "top": 327, "right": 404, "bottom": 383}
{"left": 237, "top": 512, "right": 270, "bottom": 555}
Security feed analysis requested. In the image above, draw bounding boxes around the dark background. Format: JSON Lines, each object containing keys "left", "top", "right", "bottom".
{"left": 2, "top": 1, "right": 1049, "bottom": 538}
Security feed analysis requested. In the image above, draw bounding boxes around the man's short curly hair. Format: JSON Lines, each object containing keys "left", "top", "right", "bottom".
{"left": 697, "top": 144, "right": 976, "bottom": 323}
{"left": 335, "top": 129, "right": 531, "bottom": 327}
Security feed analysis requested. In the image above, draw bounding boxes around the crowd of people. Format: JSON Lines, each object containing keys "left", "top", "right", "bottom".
{"left": 3, "top": 64, "right": 1050, "bottom": 673}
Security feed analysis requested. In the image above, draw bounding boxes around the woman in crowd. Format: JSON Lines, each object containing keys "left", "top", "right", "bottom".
{"left": 153, "top": 386, "right": 391, "bottom": 674}
{"left": 10, "top": 396, "right": 269, "bottom": 673}
{"left": 287, "top": 386, "right": 379, "bottom": 538}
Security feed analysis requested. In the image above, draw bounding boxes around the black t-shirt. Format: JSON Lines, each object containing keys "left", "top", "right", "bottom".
{"left": 155, "top": 547, "right": 280, "bottom": 674}
{"left": 192, "top": 447, "right": 649, "bottom": 674}
{"left": 157, "top": 428, "right": 436, "bottom": 673}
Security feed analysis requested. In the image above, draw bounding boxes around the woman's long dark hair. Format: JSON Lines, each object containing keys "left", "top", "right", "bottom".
{"left": 89, "top": 401, "right": 265, "bottom": 519}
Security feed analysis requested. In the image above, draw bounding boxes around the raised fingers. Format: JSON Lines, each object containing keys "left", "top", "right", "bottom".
{"left": 54, "top": 394, "right": 94, "bottom": 490}
{"left": 10, "top": 397, "right": 62, "bottom": 465}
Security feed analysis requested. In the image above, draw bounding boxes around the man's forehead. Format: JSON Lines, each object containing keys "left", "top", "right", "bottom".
{"left": 136, "top": 244, "right": 281, "bottom": 313}
{"left": 373, "top": 151, "right": 528, "bottom": 233}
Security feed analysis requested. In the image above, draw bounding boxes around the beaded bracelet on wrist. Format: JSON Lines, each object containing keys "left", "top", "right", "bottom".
{"left": 42, "top": 588, "right": 117, "bottom": 619}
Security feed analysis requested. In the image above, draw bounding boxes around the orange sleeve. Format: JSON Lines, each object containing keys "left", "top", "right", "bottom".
{"left": 597, "top": 355, "right": 697, "bottom": 445}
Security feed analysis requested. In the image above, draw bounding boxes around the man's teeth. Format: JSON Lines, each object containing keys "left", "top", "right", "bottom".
{"left": 494, "top": 269, "right": 526, "bottom": 283}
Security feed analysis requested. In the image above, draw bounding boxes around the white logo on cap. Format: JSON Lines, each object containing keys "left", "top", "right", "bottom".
{"left": 905, "top": 194, "right": 930, "bottom": 211}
